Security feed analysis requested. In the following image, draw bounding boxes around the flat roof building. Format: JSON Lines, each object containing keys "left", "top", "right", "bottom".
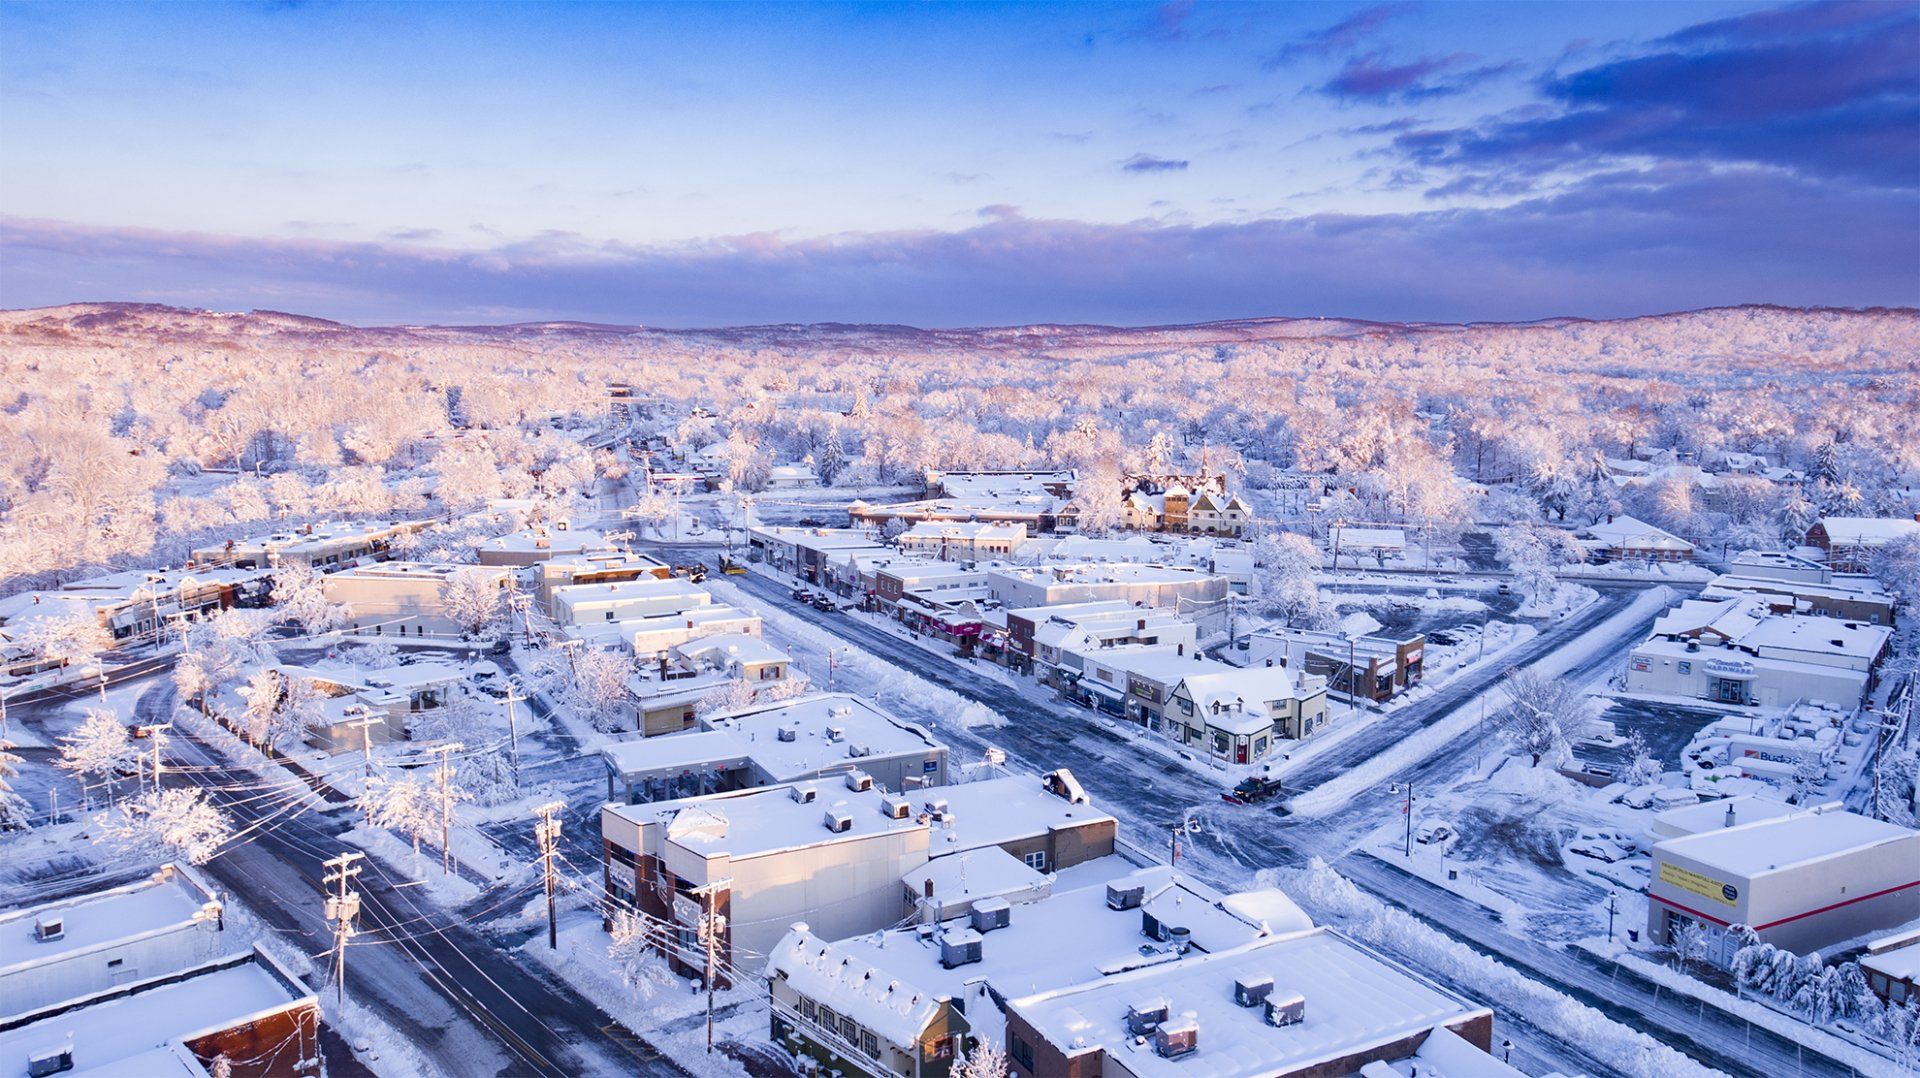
{"left": 0, "top": 865, "right": 226, "bottom": 1015}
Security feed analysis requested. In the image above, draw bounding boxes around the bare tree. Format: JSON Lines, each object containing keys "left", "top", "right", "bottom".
{"left": 1493, "top": 669, "right": 1585, "bottom": 767}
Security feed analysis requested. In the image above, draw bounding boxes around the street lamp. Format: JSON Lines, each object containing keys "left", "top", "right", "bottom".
{"left": 1389, "top": 782, "right": 1416, "bottom": 858}
{"left": 1502, "top": 1039, "right": 1514, "bottom": 1064}
{"left": 1606, "top": 891, "right": 1619, "bottom": 944}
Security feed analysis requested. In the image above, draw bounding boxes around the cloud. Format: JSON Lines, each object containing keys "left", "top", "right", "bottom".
{"left": 1121, "top": 153, "right": 1190, "bottom": 173}
{"left": 1393, "top": 0, "right": 1920, "bottom": 191}
{"left": 1266, "top": 3, "right": 1411, "bottom": 67}
{"left": 4, "top": 164, "right": 1912, "bottom": 327}
{"left": 977, "top": 204, "right": 1021, "bottom": 219}
{"left": 1318, "top": 53, "right": 1515, "bottom": 102}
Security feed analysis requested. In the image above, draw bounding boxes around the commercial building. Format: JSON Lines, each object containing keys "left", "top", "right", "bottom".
{"left": 1578, "top": 514, "right": 1695, "bottom": 562}
{"left": 474, "top": 520, "right": 610, "bottom": 566}
{"left": 1806, "top": 516, "right": 1920, "bottom": 573}
{"left": 748, "top": 526, "right": 888, "bottom": 586}
{"left": 1702, "top": 551, "right": 1897, "bottom": 626}
{"left": 1625, "top": 596, "right": 1892, "bottom": 708}
{"left": 0, "top": 946, "right": 319, "bottom": 1078}
{"left": 1014, "top": 601, "right": 1195, "bottom": 680}
{"left": 533, "top": 550, "right": 673, "bottom": 612}
{"left": 896, "top": 521, "right": 1029, "bottom": 562}
{"left": 601, "top": 693, "right": 948, "bottom": 803}
{"left": 850, "top": 497, "right": 1073, "bottom": 535}
{"left": 0, "top": 864, "right": 226, "bottom": 1015}
{"left": 324, "top": 561, "right": 512, "bottom": 638}
{"left": 190, "top": 517, "right": 433, "bottom": 570}
{"left": 601, "top": 772, "right": 1115, "bottom": 980}
{"left": 0, "top": 567, "right": 263, "bottom": 661}
{"left": 1647, "top": 806, "right": 1920, "bottom": 962}
{"left": 986, "top": 563, "right": 1228, "bottom": 614}
{"left": 1860, "top": 929, "right": 1920, "bottom": 1005}
{"left": 1245, "top": 626, "right": 1427, "bottom": 704}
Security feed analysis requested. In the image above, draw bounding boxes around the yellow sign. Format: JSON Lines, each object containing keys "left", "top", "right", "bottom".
{"left": 1658, "top": 861, "right": 1740, "bottom": 907}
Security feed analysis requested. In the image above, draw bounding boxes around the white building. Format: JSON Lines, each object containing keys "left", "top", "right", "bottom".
{"left": 1625, "top": 596, "right": 1892, "bottom": 708}
{"left": 1579, "top": 514, "right": 1695, "bottom": 562}
{"left": 0, "top": 865, "right": 225, "bottom": 1014}
{"left": 896, "top": 521, "right": 1029, "bottom": 562}
{"left": 1702, "top": 551, "right": 1896, "bottom": 625}
{"left": 325, "top": 561, "right": 512, "bottom": 638}
{"left": 190, "top": 517, "right": 433, "bottom": 570}
{"left": 986, "top": 563, "right": 1228, "bottom": 614}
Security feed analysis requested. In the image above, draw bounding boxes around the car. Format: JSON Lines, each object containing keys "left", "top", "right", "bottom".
{"left": 1222, "top": 776, "right": 1285, "bottom": 805}
{"left": 811, "top": 595, "right": 838, "bottom": 612}
{"left": 791, "top": 588, "right": 814, "bottom": 602}
{"left": 1616, "top": 785, "right": 1661, "bottom": 810}
{"left": 1568, "top": 838, "right": 1628, "bottom": 863}
{"left": 1497, "top": 583, "right": 1513, "bottom": 595}
{"left": 1414, "top": 819, "right": 1456, "bottom": 846}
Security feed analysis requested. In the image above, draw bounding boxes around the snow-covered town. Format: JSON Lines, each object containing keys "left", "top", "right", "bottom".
{"left": 3, "top": 3, "right": 1919, "bottom": 1078}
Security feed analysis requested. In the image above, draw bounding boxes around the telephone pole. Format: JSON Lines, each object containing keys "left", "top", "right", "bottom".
{"left": 322, "top": 852, "right": 365, "bottom": 1008}
{"left": 502, "top": 681, "right": 523, "bottom": 785}
{"left": 136, "top": 723, "right": 171, "bottom": 792}
{"left": 344, "top": 712, "right": 383, "bottom": 826}
{"left": 688, "top": 878, "right": 731, "bottom": 1053}
{"left": 429, "top": 742, "right": 464, "bottom": 876}
{"left": 534, "top": 801, "right": 565, "bottom": 950}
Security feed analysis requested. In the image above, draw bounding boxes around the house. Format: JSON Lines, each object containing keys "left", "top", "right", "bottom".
{"left": 601, "top": 693, "right": 948, "bottom": 803}
{"left": 1246, "top": 626, "right": 1427, "bottom": 703}
{"left": 1578, "top": 514, "right": 1694, "bottom": 563}
{"left": 896, "top": 521, "right": 1028, "bottom": 562}
{"left": 0, "top": 864, "right": 225, "bottom": 1015}
{"left": 0, "top": 945, "right": 318, "bottom": 1078}
{"left": 986, "top": 564, "right": 1228, "bottom": 614}
{"left": 1185, "top": 492, "right": 1252, "bottom": 538}
{"left": 767, "top": 925, "right": 971, "bottom": 1078}
{"left": 672, "top": 632, "right": 792, "bottom": 684}
{"left": 1807, "top": 516, "right": 1920, "bottom": 573}
{"left": 1002, "top": 928, "right": 1495, "bottom": 1078}
{"left": 190, "top": 518, "right": 434, "bottom": 570}
{"left": 1701, "top": 551, "right": 1896, "bottom": 626}
{"left": 325, "top": 561, "right": 512, "bottom": 638}
{"left": 767, "top": 463, "right": 817, "bottom": 490}
{"left": 1328, "top": 526, "right": 1405, "bottom": 564}
{"left": 1167, "top": 664, "right": 1331, "bottom": 760}
{"left": 1625, "top": 596, "right": 1892, "bottom": 708}
{"left": 600, "top": 772, "right": 1115, "bottom": 981}
{"left": 1647, "top": 806, "right": 1920, "bottom": 963}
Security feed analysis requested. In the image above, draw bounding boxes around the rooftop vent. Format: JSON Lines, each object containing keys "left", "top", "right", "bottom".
{"left": 1165, "top": 925, "right": 1192, "bottom": 954}
{"left": 1152, "top": 1015, "right": 1198, "bottom": 1059}
{"left": 1126, "top": 997, "right": 1170, "bottom": 1036}
{"left": 880, "top": 794, "right": 911, "bottom": 820}
{"left": 776, "top": 727, "right": 798, "bottom": 743}
{"left": 1233, "top": 975, "right": 1274, "bottom": 1008}
{"left": 826, "top": 726, "right": 846, "bottom": 742}
{"left": 1265, "top": 992, "right": 1306, "bottom": 1027}
{"left": 34, "top": 916, "right": 64, "bottom": 942}
{"left": 790, "top": 785, "right": 818, "bottom": 804}
{"left": 823, "top": 807, "right": 854, "bottom": 833}
{"left": 939, "top": 928, "right": 983, "bottom": 968}
{"left": 844, "top": 770, "right": 873, "bottom": 792}
{"left": 970, "top": 897, "right": 1012, "bottom": 933}
{"left": 924, "top": 797, "right": 950, "bottom": 817}
{"left": 27, "top": 1045, "right": 72, "bottom": 1078}
{"left": 1108, "top": 881, "right": 1147, "bottom": 911}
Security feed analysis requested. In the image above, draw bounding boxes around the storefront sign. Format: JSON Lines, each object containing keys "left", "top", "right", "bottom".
{"left": 1659, "top": 862, "right": 1739, "bottom": 907}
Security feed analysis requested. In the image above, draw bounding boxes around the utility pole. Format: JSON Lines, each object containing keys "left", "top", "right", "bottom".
{"left": 688, "top": 878, "right": 731, "bottom": 1053}
{"left": 322, "top": 852, "right": 365, "bottom": 1008}
{"left": 502, "top": 681, "right": 523, "bottom": 785}
{"left": 429, "top": 742, "right": 465, "bottom": 876}
{"left": 534, "top": 801, "right": 565, "bottom": 950}
{"left": 1392, "top": 782, "right": 1416, "bottom": 857}
{"left": 1606, "top": 890, "right": 1619, "bottom": 944}
{"left": 344, "top": 712, "right": 383, "bottom": 825}
{"left": 136, "top": 723, "right": 171, "bottom": 792}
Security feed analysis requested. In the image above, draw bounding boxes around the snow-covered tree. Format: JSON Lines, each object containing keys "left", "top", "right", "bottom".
{"left": 22, "top": 610, "right": 112, "bottom": 671}
{"left": 608, "top": 909, "right": 677, "bottom": 997}
{"left": 439, "top": 567, "right": 505, "bottom": 637}
{"left": 1493, "top": 525, "right": 1583, "bottom": 610}
{"left": 97, "top": 786, "right": 232, "bottom": 864}
{"left": 1253, "top": 531, "right": 1326, "bottom": 626}
{"left": 456, "top": 749, "right": 520, "bottom": 807}
{"left": 271, "top": 563, "right": 348, "bottom": 635}
{"left": 58, "top": 708, "right": 138, "bottom": 803}
{"left": 1493, "top": 669, "right": 1584, "bottom": 767}
{"left": 1668, "top": 918, "right": 1707, "bottom": 971}
{"left": 1622, "top": 730, "right": 1663, "bottom": 787}
{"left": 951, "top": 1041, "right": 1010, "bottom": 1078}
{"left": 0, "top": 740, "right": 32, "bottom": 831}
{"left": 534, "top": 647, "right": 634, "bottom": 732}
{"left": 1790, "top": 753, "right": 1827, "bottom": 804}
{"left": 340, "top": 640, "right": 402, "bottom": 670}
{"left": 174, "top": 609, "right": 276, "bottom": 711}
{"left": 361, "top": 775, "right": 438, "bottom": 863}
{"left": 696, "top": 678, "right": 759, "bottom": 718}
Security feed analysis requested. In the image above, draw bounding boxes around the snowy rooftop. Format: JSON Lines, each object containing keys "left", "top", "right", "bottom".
{"left": 475, "top": 526, "right": 608, "bottom": 555}
{"left": 900, "top": 846, "right": 1049, "bottom": 910}
{"left": 1649, "top": 596, "right": 1889, "bottom": 659}
{"left": 1648, "top": 795, "right": 1799, "bottom": 839}
{"left": 1333, "top": 527, "right": 1406, "bottom": 548}
{"left": 600, "top": 693, "right": 945, "bottom": 782}
{"left": 606, "top": 781, "right": 925, "bottom": 860}
{"left": 326, "top": 559, "right": 484, "bottom": 582}
{"left": 1007, "top": 928, "right": 1485, "bottom": 1078}
{"left": 832, "top": 866, "right": 1274, "bottom": 1004}
{"left": 1582, "top": 514, "right": 1692, "bottom": 551}
{"left": 0, "top": 866, "right": 219, "bottom": 973}
{"left": 1655, "top": 807, "right": 1920, "bottom": 878}
{"left": 1817, "top": 516, "right": 1920, "bottom": 546}
{"left": 768, "top": 926, "right": 948, "bottom": 1047}
{"left": 673, "top": 632, "right": 791, "bottom": 667}
{"left": 1860, "top": 933, "right": 1920, "bottom": 983}
{"left": 994, "top": 563, "right": 1221, "bottom": 587}
{"left": 751, "top": 526, "right": 889, "bottom": 553}
{"left": 899, "top": 520, "right": 1028, "bottom": 542}
{"left": 195, "top": 518, "right": 431, "bottom": 556}
{"left": 923, "top": 776, "right": 1116, "bottom": 856}
{"left": 0, "top": 952, "right": 312, "bottom": 1076}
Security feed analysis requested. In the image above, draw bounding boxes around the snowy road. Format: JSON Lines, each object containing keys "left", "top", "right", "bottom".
{"left": 712, "top": 565, "right": 1863, "bottom": 1077}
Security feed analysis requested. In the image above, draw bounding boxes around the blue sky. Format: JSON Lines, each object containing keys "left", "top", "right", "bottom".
{"left": 2, "top": 1, "right": 1915, "bottom": 325}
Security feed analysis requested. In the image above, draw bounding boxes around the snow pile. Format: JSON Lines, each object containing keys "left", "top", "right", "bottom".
{"left": 1288, "top": 859, "right": 1718, "bottom": 1078}
{"left": 1481, "top": 754, "right": 1578, "bottom": 800}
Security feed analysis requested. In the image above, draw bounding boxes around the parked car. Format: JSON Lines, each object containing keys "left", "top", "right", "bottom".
{"left": 1415, "top": 819, "right": 1456, "bottom": 846}
{"left": 1616, "top": 785, "right": 1661, "bottom": 810}
{"left": 1576, "top": 828, "right": 1640, "bottom": 854}
{"left": 1222, "top": 777, "right": 1285, "bottom": 805}
{"left": 1496, "top": 583, "right": 1512, "bottom": 595}
{"left": 1568, "top": 838, "right": 1628, "bottom": 863}
{"left": 811, "top": 595, "right": 838, "bottom": 612}
{"left": 791, "top": 588, "right": 813, "bottom": 602}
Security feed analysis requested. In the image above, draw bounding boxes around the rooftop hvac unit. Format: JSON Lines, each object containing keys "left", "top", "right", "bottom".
{"left": 848, "top": 744, "right": 871, "bottom": 759}
{"left": 939, "top": 928, "right": 983, "bottom": 968}
{"left": 969, "top": 897, "right": 1012, "bottom": 933}
{"left": 1125, "top": 997, "right": 1170, "bottom": 1036}
{"left": 790, "top": 785, "right": 818, "bottom": 804}
{"left": 27, "top": 1045, "right": 72, "bottom": 1078}
{"left": 1165, "top": 926, "right": 1192, "bottom": 954}
{"left": 832, "top": 705, "right": 854, "bottom": 718}
{"left": 822, "top": 808, "right": 854, "bottom": 833}
{"left": 924, "top": 798, "right": 950, "bottom": 817}
{"left": 776, "top": 727, "right": 798, "bottom": 742}
{"left": 826, "top": 726, "right": 846, "bottom": 742}
{"left": 34, "top": 916, "right": 64, "bottom": 942}
{"left": 880, "top": 794, "right": 911, "bottom": 820}
{"left": 1233, "top": 975, "right": 1274, "bottom": 1008}
{"left": 844, "top": 771, "right": 873, "bottom": 792}
{"left": 1265, "top": 992, "right": 1306, "bottom": 1027}
{"left": 1108, "top": 881, "right": 1147, "bottom": 911}
{"left": 1152, "top": 1015, "right": 1198, "bottom": 1060}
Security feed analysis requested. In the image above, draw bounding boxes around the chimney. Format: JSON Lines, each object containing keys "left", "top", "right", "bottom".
{"left": 1725, "top": 803, "right": 1737, "bottom": 829}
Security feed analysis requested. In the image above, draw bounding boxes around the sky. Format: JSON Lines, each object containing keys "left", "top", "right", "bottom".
{"left": 1, "top": 0, "right": 1915, "bottom": 327}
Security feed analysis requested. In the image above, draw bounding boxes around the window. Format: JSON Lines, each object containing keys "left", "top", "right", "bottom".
{"left": 1010, "top": 1035, "right": 1035, "bottom": 1072}
{"left": 1175, "top": 698, "right": 1192, "bottom": 716}
{"left": 1213, "top": 732, "right": 1229, "bottom": 754}
{"left": 1023, "top": 850, "right": 1048, "bottom": 871}
{"left": 862, "top": 1030, "right": 879, "bottom": 1057}
{"left": 1678, "top": 661, "right": 1692, "bottom": 675}
{"left": 802, "top": 999, "right": 817, "bottom": 1022}
{"left": 818, "top": 1006, "right": 836, "bottom": 1029}
{"left": 841, "top": 1015, "right": 858, "bottom": 1042}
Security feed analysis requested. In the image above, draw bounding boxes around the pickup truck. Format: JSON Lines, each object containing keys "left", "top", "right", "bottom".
{"left": 1222, "top": 777, "right": 1285, "bottom": 805}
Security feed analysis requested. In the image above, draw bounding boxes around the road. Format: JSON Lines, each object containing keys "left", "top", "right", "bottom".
{"left": 710, "top": 563, "right": 1860, "bottom": 1077}
{"left": 132, "top": 682, "right": 687, "bottom": 1078}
